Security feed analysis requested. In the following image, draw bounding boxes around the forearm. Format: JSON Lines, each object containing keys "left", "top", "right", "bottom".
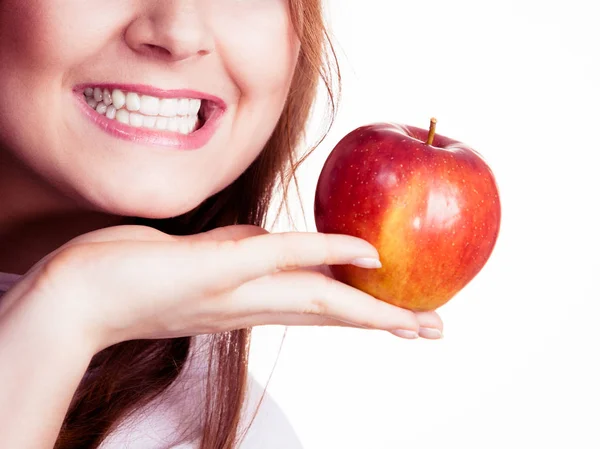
{"left": 0, "top": 290, "right": 95, "bottom": 449}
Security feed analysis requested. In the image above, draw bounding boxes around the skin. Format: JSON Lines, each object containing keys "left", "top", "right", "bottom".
{"left": 0, "top": 5, "right": 448, "bottom": 446}
{"left": 0, "top": 0, "right": 444, "bottom": 349}
{"left": 0, "top": 0, "right": 299, "bottom": 275}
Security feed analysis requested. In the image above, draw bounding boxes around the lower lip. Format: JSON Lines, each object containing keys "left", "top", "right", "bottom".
{"left": 74, "top": 92, "right": 223, "bottom": 151}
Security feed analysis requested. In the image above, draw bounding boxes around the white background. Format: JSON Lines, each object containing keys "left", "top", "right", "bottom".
{"left": 249, "top": 0, "right": 600, "bottom": 448}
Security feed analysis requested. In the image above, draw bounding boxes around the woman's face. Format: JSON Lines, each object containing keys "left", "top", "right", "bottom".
{"left": 0, "top": 0, "right": 299, "bottom": 218}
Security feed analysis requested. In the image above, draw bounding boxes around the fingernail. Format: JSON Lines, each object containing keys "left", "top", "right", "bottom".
{"left": 351, "top": 257, "right": 382, "bottom": 269}
{"left": 391, "top": 329, "right": 419, "bottom": 339}
{"left": 419, "top": 327, "right": 443, "bottom": 339}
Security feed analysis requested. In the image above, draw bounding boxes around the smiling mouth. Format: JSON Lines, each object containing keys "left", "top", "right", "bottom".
{"left": 83, "top": 86, "right": 218, "bottom": 135}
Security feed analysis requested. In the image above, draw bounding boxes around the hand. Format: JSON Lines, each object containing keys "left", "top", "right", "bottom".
{"left": 12, "top": 224, "right": 443, "bottom": 352}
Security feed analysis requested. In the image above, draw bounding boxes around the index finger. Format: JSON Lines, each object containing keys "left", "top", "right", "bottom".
{"left": 202, "top": 232, "right": 380, "bottom": 290}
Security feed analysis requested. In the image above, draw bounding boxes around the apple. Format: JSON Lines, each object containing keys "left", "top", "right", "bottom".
{"left": 314, "top": 119, "right": 501, "bottom": 311}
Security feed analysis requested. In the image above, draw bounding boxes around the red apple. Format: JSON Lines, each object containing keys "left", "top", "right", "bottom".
{"left": 314, "top": 119, "right": 501, "bottom": 311}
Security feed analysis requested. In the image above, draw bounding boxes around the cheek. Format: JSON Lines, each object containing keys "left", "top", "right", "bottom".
{"left": 214, "top": 5, "right": 300, "bottom": 99}
{"left": 1, "top": 1, "right": 98, "bottom": 71}
{"left": 203, "top": 3, "right": 300, "bottom": 194}
{"left": 0, "top": 0, "right": 130, "bottom": 159}
{"left": 0, "top": 1, "right": 56, "bottom": 69}
{"left": 0, "top": 0, "right": 134, "bottom": 89}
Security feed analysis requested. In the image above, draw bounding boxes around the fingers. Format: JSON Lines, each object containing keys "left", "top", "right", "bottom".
{"left": 240, "top": 312, "right": 443, "bottom": 339}
{"left": 178, "top": 225, "right": 269, "bottom": 244}
{"left": 228, "top": 270, "right": 420, "bottom": 334}
{"left": 221, "top": 312, "right": 365, "bottom": 329}
{"left": 414, "top": 311, "right": 444, "bottom": 339}
{"left": 206, "top": 232, "right": 380, "bottom": 290}
{"left": 66, "top": 225, "right": 175, "bottom": 245}
{"left": 260, "top": 265, "right": 444, "bottom": 339}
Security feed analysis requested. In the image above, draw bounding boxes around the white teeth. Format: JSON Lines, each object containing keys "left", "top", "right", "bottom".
{"left": 186, "top": 117, "right": 197, "bottom": 133}
{"left": 115, "top": 109, "right": 129, "bottom": 125}
{"left": 83, "top": 87, "right": 204, "bottom": 135}
{"left": 96, "top": 102, "right": 107, "bottom": 115}
{"left": 140, "top": 95, "right": 160, "bottom": 115}
{"left": 126, "top": 92, "right": 141, "bottom": 112}
{"left": 159, "top": 99, "right": 178, "bottom": 117}
{"left": 156, "top": 117, "right": 168, "bottom": 130}
{"left": 143, "top": 115, "right": 157, "bottom": 128}
{"left": 102, "top": 89, "right": 112, "bottom": 106}
{"left": 112, "top": 89, "right": 126, "bottom": 109}
{"left": 179, "top": 119, "right": 189, "bottom": 134}
{"left": 129, "top": 112, "right": 143, "bottom": 127}
{"left": 167, "top": 117, "right": 179, "bottom": 132}
{"left": 177, "top": 99, "right": 190, "bottom": 116}
{"left": 189, "top": 99, "right": 201, "bottom": 116}
{"left": 106, "top": 105, "right": 117, "bottom": 119}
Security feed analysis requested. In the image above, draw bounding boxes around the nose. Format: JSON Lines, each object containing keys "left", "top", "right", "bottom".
{"left": 125, "top": 1, "right": 213, "bottom": 62}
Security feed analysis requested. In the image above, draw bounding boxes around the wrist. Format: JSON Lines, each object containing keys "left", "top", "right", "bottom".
{"left": 0, "top": 285, "right": 98, "bottom": 449}
{"left": 2, "top": 280, "right": 106, "bottom": 358}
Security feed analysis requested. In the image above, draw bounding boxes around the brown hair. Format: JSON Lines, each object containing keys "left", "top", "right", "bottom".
{"left": 54, "top": 1, "right": 340, "bottom": 448}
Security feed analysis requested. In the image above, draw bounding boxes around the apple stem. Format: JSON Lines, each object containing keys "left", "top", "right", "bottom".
{"left": 426, "top": 118, "right": 437, "bottom": 146}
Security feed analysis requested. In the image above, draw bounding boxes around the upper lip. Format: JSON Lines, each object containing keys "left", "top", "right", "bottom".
{"left": 74, "top": 83, "right": 226, "bottom": 110}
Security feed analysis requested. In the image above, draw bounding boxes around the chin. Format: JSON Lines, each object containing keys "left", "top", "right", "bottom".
{"left": 78, "top": 183, "right": 210, "bottom": 221}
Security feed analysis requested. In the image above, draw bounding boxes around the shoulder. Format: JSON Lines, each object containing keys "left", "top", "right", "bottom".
{"left": 237, "top": 374, "right": 304, "bottom": 449}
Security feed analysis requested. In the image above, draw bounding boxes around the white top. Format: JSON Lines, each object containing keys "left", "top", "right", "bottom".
{"left": 0, "top": 271, "right": 303, "bottom": 449}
